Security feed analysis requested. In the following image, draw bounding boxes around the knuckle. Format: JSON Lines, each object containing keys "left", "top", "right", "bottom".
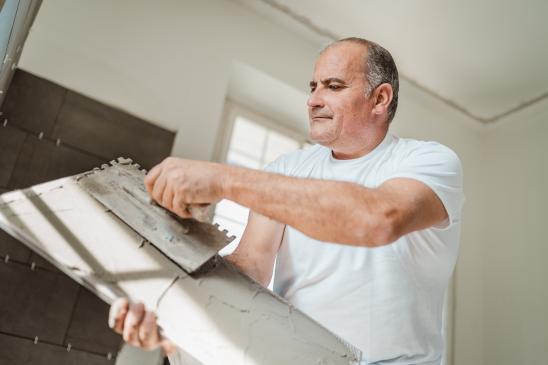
{"left": 164, "top": 157, "right": 178, "bottom": 167}
{"left": 170, "top": 171, "right": 183, "bottom": 185}
{"left": 140, "top": 331, "right": 151, "bottom": 344}
{"left": 132, "top": 302, "right": 145, "bottom": 315}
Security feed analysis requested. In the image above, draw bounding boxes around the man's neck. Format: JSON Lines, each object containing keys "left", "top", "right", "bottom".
{"left": 331, "top": 131, "right": 388, "bottom": 160}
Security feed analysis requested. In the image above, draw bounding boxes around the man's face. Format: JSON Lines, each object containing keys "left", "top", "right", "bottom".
{"left": 307, "top": 42, "right": 373, "bottom": 150}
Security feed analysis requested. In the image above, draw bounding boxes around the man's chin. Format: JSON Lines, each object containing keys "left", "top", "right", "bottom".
{"left": 308, "top": 132, "right": 335, "bottom": 147}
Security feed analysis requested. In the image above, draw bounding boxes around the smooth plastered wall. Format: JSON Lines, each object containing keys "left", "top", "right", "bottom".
{"left": 17, "top": 0, "right": 319, "bottom": 161}
{"left": 393, "top": 80, "right": 485, "bottom": 365}
{"left": 480, "top": 99, "right": 548, "bottom": 365}
{"left": 13, "top": 1, "right": 546, "bottom": 365}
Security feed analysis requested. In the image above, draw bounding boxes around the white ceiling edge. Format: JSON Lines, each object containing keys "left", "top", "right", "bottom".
{"left": 229, "top": 0, "right": 333, "bottom": 48}
{"left": 483, "top": 91, "right": 548, "bottom": 133}
{"left": 237, "top": 0, "right": 548, "bottom": 125}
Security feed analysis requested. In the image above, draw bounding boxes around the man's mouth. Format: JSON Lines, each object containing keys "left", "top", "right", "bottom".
{"left": 311, "top": 115, "right": 333, "bottom": 120}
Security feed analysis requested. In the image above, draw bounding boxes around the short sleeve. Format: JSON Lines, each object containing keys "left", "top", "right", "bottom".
{"left": 263, "top": 155, "right": 286, "bottom": 175}
{"left": 385, "top": 142, "right": 465, "bottom": 229}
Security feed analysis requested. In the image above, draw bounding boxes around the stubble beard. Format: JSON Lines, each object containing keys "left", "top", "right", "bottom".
{"left": 308, "top": 119, "right": 340, "bottom": 147}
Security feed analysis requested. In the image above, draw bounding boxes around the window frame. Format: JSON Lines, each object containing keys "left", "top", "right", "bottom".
{"left": 214, "top": 99, "right": 310, "bottom": 165}
{"left": 212, "top": 100, "right": 309, "bottom": 254}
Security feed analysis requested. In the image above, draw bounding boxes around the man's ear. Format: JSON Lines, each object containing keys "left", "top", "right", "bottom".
{"left": 372, "top": 83, "right": 393, "bottom": 115}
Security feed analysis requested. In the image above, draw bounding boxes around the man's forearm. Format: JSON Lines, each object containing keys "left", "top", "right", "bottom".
{"left": 220, "top": 165, "right": 395, "bottom": 247}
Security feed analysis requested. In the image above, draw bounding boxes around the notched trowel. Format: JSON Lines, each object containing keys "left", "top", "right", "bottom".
{"left": 77, "top": 157, "right": 235, "bottom": 274}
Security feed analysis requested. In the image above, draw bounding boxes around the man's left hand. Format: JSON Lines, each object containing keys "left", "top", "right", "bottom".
{"left": 144, "top": 157, "right": 227, "bottom": 218}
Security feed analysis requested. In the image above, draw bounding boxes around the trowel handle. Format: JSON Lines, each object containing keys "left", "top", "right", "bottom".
{"left": 186, "top": 204, "right": 211, "bottom": 222}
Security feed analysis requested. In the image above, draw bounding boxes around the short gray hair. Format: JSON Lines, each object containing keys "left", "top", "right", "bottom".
{"left": 328, "top": 37, "right": 399, "bottom": 123}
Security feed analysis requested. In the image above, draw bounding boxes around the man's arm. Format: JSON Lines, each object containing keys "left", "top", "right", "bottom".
{"left": 225, "top": 211, "right": 285, "bottom": 287}
{"left": 222, "top": 168, "right": 447, "bottom": 247}
{"left": 145, "top": 158, "right": 448, "bottom": 248}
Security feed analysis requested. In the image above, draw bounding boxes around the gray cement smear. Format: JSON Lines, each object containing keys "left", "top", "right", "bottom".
{"left": 0, "top": 176, "right": 362, "bottom": 365}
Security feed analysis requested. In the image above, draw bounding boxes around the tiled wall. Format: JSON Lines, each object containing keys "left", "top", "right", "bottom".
{"left": 0, "top": 69, "right": 175, "bottom": 364}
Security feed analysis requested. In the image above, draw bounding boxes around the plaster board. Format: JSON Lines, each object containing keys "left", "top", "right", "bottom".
{"left": 0, "top": 175, "right": 362, "bottom": 364}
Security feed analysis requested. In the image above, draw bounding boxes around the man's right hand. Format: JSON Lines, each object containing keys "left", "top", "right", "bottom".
{"left": 108, "top": 298, "right": 175, "bottom": 354}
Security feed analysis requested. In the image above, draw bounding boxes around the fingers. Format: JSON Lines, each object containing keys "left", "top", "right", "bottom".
{"left": 109, "top": 300, "right": 174, "bottom": 353}
{"left": 145, "top": 164, "right": 162, "bottom": 194}
{"left": 161, "top": 183, "right": 175, "bottom": 212}
{"left": 109, "top": 298, "right": 129, "bottom": 334}
{"left": 139, "top": 311, "right": 161, "bottom": 349}
{"left": 148, "top": 166, "right": 192, "bottom": 219}
{"left": 151, "top": 174, "right": 167, "bottom": 205}
{"left": 144, "top": 158, "right": 222, "bottom": 221}
{"left": 173, "top": 195, "right": 193, "bottom": 219}
{"left": 123, "top": 302, "right": 146, "bottom": 346}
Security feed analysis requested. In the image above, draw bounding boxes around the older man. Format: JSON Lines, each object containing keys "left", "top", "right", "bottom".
{"left": 110, "top": 37, "right": 464, "bottom": 364}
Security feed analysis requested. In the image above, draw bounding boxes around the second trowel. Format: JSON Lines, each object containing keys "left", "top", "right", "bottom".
{"left": 77, "top": 157, "right": 235, "bottom": 274}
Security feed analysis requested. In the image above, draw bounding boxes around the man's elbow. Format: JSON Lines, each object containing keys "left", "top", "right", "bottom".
{"left": 225, "top": 253, "right": 273, "bottom": 287}
{"left": 352, "top": 208, "right": 402, "bottom": 247}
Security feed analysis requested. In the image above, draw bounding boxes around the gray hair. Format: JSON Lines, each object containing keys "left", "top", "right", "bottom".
{"left": 327, "top": 37, "right": 399, "bottom": 123}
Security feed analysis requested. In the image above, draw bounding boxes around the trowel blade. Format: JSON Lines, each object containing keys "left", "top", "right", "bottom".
{"left": 77, "top": 158, "right": 234, "bottom": 274}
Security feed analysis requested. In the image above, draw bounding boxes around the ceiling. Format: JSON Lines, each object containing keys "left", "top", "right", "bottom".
{"left": 233, "top": 0, "right": 548, "bottom": 124}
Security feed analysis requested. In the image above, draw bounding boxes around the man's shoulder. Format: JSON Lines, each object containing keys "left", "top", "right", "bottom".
{"left": 392, "top": 136, "right": 460, "bottom": 162}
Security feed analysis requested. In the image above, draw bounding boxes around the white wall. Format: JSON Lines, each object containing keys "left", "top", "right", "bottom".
{"left": 16, "top": 1, "right": 546, "bottom": 365}
{"left": 18, "top": 0, "right": 319, "bottom": 160}
{"left": 481, "top": 99, "right": 548, "bottom": 365}
{"left": 393, "top": 79, "right": 485, "bottom": 365}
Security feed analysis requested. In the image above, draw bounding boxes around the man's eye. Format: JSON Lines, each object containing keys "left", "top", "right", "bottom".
{"left": 310, "top": 87, "right": 316, "bottom": 93}
{"left": 329, "top": 84, "right": 342, "bottom": 90}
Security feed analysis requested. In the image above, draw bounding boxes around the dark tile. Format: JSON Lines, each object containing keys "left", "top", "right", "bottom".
{"left": 65, "top": 288, "right": 122, "bottom": 355}
{"left": 0, "top": 332, "right": 117, "bottom": 365}
{"left": 0, "top": 125, "right": 27, "bottom": 187}
{"left": 1, "top": 69, "right": 66, "bottom": 136}
{"left": 8, "top": 137, "right": 104, "bottom": 190}
{"left": 0, "top": 262, "right": 79, "bottom": 344}
{"left": 29, "top": 252, "right": 60, "bottom": 273}
{"left": 52, "top": 91, "right": 174, "bottom": 170}
{"left": 0, "top": 229, "right": 32, "bottom": 263}
{"left": 7, "top": 135, "right": 52, "bottom": 189}
{"left": 44, "top": 144, "right": 105, "bottom": 181}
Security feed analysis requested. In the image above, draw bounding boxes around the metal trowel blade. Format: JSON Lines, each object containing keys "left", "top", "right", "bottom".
{"left": 77, "top": 158, "right": 235, "bottom": 274}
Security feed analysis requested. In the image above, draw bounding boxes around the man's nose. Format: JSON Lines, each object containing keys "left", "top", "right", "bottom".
{"left": 307, "top": 90, "right": 324, "bottom": 108}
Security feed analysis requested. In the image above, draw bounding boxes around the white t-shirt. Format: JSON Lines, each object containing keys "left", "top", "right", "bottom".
{"left": 265, "top": 133, "right": 464, "bottom": 365}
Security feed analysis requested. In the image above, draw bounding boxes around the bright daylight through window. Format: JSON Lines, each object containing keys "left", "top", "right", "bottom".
{"left": 214, "top": 113, "right": 309, "bottom": 256}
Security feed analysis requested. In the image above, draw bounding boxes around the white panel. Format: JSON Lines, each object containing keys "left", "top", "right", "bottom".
{"left": 264, "top": 130, "right": 300, "bottom": 163}
{"left": 226, "top": 150, "right": 260, "bottom": 169}
{"left": 230, "top": 117, "right": 267, "bottom": 158}
{"left": 215, "top": 199, "right": 249, "bottom": 225}
{"left": 0, "top": 177, "right": 362, "bottom": 364}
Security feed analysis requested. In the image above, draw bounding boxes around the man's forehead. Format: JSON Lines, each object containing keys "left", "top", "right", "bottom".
{"left": 312, "top": 42, "right": 367, "bottom": 80}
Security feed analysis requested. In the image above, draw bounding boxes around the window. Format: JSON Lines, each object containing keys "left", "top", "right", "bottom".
{"left": 214, "top": 102, "right": 309, "bottom": 256}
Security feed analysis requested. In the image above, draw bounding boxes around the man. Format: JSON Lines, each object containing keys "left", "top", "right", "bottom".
{"left": 109, "top": 37, "right": 464, "bottom": 364}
